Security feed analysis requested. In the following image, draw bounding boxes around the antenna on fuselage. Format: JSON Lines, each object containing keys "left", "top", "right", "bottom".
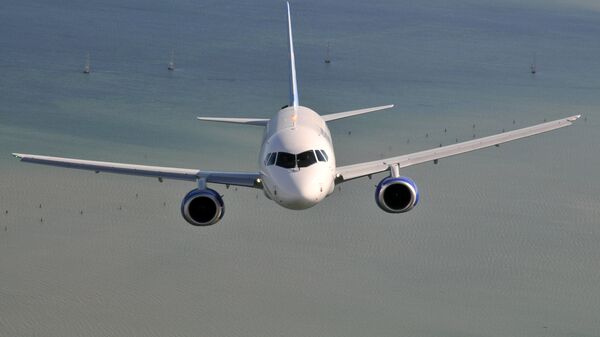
{"left": 286, "top": 2, "right": 299, "bottom": 109}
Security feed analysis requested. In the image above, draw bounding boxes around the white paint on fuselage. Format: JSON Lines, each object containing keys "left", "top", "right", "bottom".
{"left": 259, "top": 106, "right": 336, "bottom": 210}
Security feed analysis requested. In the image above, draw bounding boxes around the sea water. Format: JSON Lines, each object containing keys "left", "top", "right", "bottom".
{"left": 1, "top": 1, "right": 599, "bottom": 336}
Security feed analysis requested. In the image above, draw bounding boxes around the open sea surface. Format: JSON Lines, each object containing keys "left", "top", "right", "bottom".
{"left": 1, "top": 0, "right": 599, "bottom": 336}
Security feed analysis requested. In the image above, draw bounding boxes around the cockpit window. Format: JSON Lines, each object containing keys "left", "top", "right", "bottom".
{"left": 320, "top": 149, "right": 329, "bottom": 161}
{"left": 276, "top": 152, "right": 296, "bottom": 169}
{"left": 264, "top": 153, "right": 276, "bottom": 166}
{"left": 267, "top": 152, "right": 277, "bottom": 166}
{"left": 315, "top": 150, "right": 326, "bottom": 162}
{"left": 297, "top": 150, "right": 317, "bottom": 168}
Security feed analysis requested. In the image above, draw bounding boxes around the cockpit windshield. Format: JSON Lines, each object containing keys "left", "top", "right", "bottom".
{"left": 267, "top": 150, "right": 328, "bottom": 169}
{"left": 297, "top": 150, "right": 317, "bottom": 168}
{"left": 275, "top": 152, "right": 296, "bottom": 169}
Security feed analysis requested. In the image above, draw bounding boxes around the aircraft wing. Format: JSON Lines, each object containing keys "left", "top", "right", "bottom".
{"left": 335, "top": 115, "right": 581, "bottom": 183}
{"left": 12, "top": 153, "right": 262, "bottom": 188}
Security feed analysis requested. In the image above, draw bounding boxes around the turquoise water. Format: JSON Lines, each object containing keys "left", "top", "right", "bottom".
{"left": 1, "top": 1, "right": 599, "bottom": 336}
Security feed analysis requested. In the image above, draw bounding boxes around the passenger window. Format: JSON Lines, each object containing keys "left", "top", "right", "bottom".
{"left": 315, "top": 149, "right": 325, "bottom": 162}
{"left": 276, "top": 152, "right": 296, "bottom": 169}
{"left": 268, "top": 152, "right": 277, "bottom": 166}
{"left": 320, "top": 149, "right": 328, "bottom": 161}
{"left": 297, "top": 150, "right": 317, "bottom": 168}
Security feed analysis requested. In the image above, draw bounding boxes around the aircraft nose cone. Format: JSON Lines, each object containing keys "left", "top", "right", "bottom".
{"left": 280, "top": 176, "right": 324, "bottom": 210}
{"left": 297, "top": 183, "right": 322, "bottom": 203}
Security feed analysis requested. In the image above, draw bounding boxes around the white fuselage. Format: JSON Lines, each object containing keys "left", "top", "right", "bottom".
{"left": 259, "top": 106, "right": 336, "bottom": 209}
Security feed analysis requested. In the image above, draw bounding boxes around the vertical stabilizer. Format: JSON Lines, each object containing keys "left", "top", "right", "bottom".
{"left": 287, "top": 2, "right": 299, "bottom": 108}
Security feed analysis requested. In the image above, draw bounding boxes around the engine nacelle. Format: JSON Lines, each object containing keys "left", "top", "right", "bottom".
{"left": 180, "top": 188, "right": 225, "bottom": 226}
{"left": 375, "top": 176, "right": 419, "bottom": 213}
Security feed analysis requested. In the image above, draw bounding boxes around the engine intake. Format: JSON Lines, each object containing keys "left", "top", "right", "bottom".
{"left": 375, "top": 176, "right": 419, "bottom": 213}
{"left": 181, "top": 188, "right": 225, "bottom": 226}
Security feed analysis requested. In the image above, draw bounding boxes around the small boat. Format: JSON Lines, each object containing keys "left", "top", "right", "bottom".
{"left": 530, "top": 52, "right": 536, "bottom": 74}
{"left": 324, "top": 42, "right": 331, "bottom": 64}
{"left": 83, "top": 52, "right": 91, "bottom": 74}
{"left": 168, "top": 50, "right": 175, "bottom": 71}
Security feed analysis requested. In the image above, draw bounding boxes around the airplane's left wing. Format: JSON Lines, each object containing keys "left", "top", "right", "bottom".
{"left": 335, "top": 115, "right": 581, "bottom": 183}
{"left": 12, "top": 153, "right": 262, "bottom": 188}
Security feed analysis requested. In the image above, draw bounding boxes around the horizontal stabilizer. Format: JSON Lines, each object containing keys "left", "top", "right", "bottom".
{"left": 197, "top": 117, "right": 269, "bottom": 126}
{"left": 321, "top": 104, "right": 394, "bottom": 122}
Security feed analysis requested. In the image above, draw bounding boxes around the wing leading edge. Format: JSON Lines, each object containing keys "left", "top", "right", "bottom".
{"left": 336, "top": 115, "right": 581, "bottom": 183}
{"left": 12, "top": 153, "right": 262, "bottom": 188}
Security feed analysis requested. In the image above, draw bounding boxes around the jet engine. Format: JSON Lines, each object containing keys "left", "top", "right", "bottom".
{"left": 180, "top": 188, "right": 225, "bottom": 226}
{"left": 375, "top": 176, "right": 419, "bottom": 213}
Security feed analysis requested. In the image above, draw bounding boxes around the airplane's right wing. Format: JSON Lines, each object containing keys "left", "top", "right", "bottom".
{"left": 12, "top": 153, "right": 262, "bottom": 188}
{"left": 335, "top": 115, "right": 581, "bottom": 183}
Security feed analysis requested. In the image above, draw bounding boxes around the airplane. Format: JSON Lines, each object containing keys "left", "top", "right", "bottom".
{"left": 12, "top": 2, "right": 580, "bottom": 226}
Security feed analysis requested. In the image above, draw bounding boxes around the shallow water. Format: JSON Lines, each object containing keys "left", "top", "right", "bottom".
{"left": 1, "top": 1, "right": 599, "bottom": 336}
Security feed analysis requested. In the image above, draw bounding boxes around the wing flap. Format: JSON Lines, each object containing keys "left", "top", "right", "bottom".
{"left": 12, "top": 153, "right": 262, "bottom": 188}
{"left": 336, "top": 115, "right": 581, "bottom": 182}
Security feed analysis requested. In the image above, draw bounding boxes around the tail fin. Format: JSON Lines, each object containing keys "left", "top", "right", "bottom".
{"left": 287, "top": 2, "right": 299, "bottom": 108}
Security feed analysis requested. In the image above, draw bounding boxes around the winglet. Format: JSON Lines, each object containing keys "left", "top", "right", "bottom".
{"left": 287, "top": 2, "right": 299, "bottom": 109}
{"left": 12, "top": 153, "right": 23, "bottom": 159}
{"left": 566, "top": 114, "right": 581, "bottom": 122}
